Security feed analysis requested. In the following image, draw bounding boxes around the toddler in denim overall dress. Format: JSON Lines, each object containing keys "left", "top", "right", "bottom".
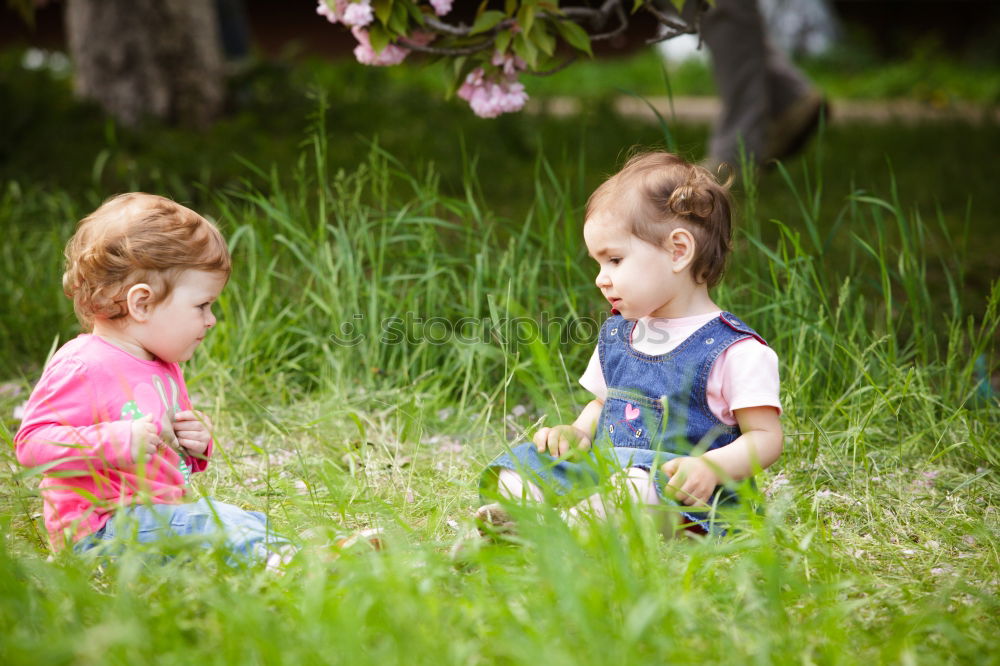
{"left": 485, "top": 311, "right": 771, "bottom": 533}
{"left": 478, "top": 152, "right": 783, "bottom": 535}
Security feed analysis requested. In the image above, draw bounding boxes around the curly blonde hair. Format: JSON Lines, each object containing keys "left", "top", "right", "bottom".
{"left": 63, "top": 193, "right": 231, "bottom": 329}
{"left": 586, "top": 151, "right": 734, "bottom": 287}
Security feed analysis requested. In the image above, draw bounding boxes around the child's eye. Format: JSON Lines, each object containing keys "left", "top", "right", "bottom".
{"left": 609, "top": 257, "right": 622, "bottom": 266}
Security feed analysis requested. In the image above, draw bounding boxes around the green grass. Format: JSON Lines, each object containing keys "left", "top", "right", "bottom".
{"left": 1, "top": 112, "right": 998, "bottom": 663}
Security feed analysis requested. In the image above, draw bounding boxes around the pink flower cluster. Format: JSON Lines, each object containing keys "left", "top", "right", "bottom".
{"left": 317, "top": 2, "right": 532, "bottom": 118}
{"left": 429, "top": 0, "right": 453, "bottom": 16}
{"left": 316, "top": 0, "right": 373, "bottom": 28}
{"left": 457, "top": 54, "right": 529, "bottom": 118}
{"left": 492, "top": 51, "right": 527, "bottom": 77}
{"left": 352, "top": 27, "right": 409, "bottom": 66}
{"left": 351, "top": 28, "right": 436, "bottom": 67}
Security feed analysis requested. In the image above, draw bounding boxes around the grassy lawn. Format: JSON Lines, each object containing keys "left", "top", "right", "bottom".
{"left": 1, "top": 47, "right": 998, "bottom": 664}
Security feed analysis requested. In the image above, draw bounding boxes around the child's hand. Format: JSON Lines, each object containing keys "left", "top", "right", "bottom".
{"left": 661, "top": 456, "right": 719, "bottom": 506}
{"left": 130, "top": 414, "right": 161, "bottom": 465}
{"left": 533, "top": 425, "right": 592, "bottom": 459}
{"left": 172, "top": 410, "right": 212, "bottom": 457}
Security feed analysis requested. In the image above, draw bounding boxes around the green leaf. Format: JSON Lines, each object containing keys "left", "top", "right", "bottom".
{"left": 369, "top": 23, "right": 391, "bottom": 53}
{"left": 554, "top": 18, "right": 592, "bottom": 56}
{"left": 347, "top": 412, "right": 367, "bottom": 440}
{"left": 517, "top": 4, "right": 536, "bottom": 35}
{"left": 403, "top": 0, "right": 425, "bottom": 25}
{"left": 513, "top": 31, "right": 539, "bottom": 70}
{"left": 470, "top": 10, "right": 507, "bottom": 35}
{"left": 443, "top": 55, "right": 469, "bottom": 98}
{"left": 495, "top": 29, "right": 513, "bottom": 54}
{"left": 531, "top": 22, "right": 556, "bottom": 57}
{"left": 505, "top": 0, "right": 517, "bottom": 14}
{"left": 374, "top": 0, "right": 393, "bottom": 25}
{"left": 388, "top": 0, "right": 409, "bottom": 34}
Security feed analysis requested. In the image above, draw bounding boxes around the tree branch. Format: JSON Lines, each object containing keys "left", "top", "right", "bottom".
{"left": 589, "top": 1, "right": 629, "bottom": 42}
{"left": 350, "top": 2, "right": 708, "bottom": 74}
{"left": 400, "top": 40, "right": 495, "bottom": 56}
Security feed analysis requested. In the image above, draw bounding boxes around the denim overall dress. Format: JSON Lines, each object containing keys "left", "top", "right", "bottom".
{"left": 485, "top": 312, "right": 768, "bottom": 532}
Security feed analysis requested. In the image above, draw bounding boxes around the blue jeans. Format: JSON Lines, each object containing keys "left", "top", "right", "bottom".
{"left": 73, "top": 498, "right": 291, "bottom": 565}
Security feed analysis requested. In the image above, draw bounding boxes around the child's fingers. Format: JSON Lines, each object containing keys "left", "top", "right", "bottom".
{"left": 678, "top": 480, "right": 708, "bottom": 506}
{"left": 175, "top": 427, "right": 209, "bottom": 440}
{"left": 173, "top": 410, "right": 211, "bottom": 428}
{"left": 662, "top": 463, "right": 690, "bottom": 501}
{"left": 533, "top": 428, "right": 550, "bottom": 452}
{"left": 177, "top": 436, "right": 209, "bottom": 455}
{"left": 173, "top": 421, "right": 206, "bottom": 436}
{"left": 677, "top": 483, "right": 698, "bottom": 506}
{"left": 547, "top": 431, "right": 564, "bottom": 457}
{"left": 661, "top": 458, "right": 679, "bottom": 476}
{"left": 173, "top": 426, "right": 209, "bottom": 450}
{"left": 137, "top": 440, "right": 157, "bottom": 463}
{"left": 172, "top": 415, "right": 206, "bottom": 430}
{"left": 667, "top": 479, "right": 691, "bottom": 505}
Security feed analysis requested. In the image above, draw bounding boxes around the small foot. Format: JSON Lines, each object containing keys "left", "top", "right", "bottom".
{"left": 474, "top": 503, "right": 516, "bottom": 538}
{"left": 335, "top": 527, "right": 385, "bottom": 551}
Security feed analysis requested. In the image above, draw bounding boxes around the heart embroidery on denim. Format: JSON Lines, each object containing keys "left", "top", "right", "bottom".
{"left": 624, "top": 404, "right": 640, "bottom": 421}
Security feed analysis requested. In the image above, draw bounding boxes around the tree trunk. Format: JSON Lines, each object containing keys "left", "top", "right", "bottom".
{"left": 65, "top": 0, "right": 224, "bottom": 128}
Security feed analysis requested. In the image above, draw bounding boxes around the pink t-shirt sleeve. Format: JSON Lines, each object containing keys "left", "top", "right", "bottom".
{"left": 706, "top": 339, "right": 782, "bottom": 425}
{"left": 14, "top": 355, "right": 134, "bottom": 471}
{"left": 578, "top": 339, "right": 781, "bottom": 425}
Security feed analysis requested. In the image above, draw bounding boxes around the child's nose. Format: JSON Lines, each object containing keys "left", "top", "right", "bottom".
{"left": 206, "top": 310, "right": 216, "bottom": 328}
{"left": 595, "top": 270, "right": 611, "bottom": 288}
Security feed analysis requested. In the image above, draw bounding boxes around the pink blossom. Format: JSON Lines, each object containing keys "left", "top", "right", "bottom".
{"left": 352, "top": 27, "right": 410, "bottom": 66}
{"left": 429, "top": 0, "right": 453, "bottom": 16}
{"left": 457, "top": 67, "right": 528, "bottom": 118}
{"left": 316, "top": 0, "right": 346, "bottom": 24}
{"left": 491, "top": 51, "right": 527, "bottom": 77}
{"left": 342, "top": 0, "right": 374, "bottom": 27}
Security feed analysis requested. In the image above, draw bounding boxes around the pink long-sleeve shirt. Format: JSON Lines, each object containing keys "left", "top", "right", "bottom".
{"left": 14, "top": 334, "right": 212, "bottom": 549}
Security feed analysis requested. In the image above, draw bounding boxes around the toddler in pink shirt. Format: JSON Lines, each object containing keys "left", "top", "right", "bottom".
{"left": 15, "top": 193, "right": 290, "bottom": 565}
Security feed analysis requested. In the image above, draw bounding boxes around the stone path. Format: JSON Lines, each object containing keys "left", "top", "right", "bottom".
{"left": 527, "top": 96, "right": 1000, "bottom": 125}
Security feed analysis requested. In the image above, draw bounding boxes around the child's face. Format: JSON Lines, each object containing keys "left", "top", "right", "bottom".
{"left": 584, "top": 212, "right": 683, "bottom": 320}
{"left": 135, "top": 269, "right": 227, "bottom": 363}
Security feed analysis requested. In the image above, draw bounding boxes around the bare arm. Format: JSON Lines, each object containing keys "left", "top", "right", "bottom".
{"left": 702, "top": 406, "right": 783, "bottom": 481}
{"left": 662, "top": 406, "right": 783, "bottom": 506}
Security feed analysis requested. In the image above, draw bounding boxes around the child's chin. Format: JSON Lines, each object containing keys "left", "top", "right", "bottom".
{"left": 170, "top": 349, "right": 197, "bottom": 363}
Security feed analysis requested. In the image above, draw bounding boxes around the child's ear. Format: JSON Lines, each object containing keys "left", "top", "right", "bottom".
{"left": 125, "top": 283, "right": 155, "bottom": 322}
{"left": 666, "top": 228, "right": 696, "bottom": 272}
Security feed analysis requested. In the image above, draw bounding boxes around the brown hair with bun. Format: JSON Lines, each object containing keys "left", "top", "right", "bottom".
{"left": 62, "top": 193, "right": 231, "bottom": 329}
{"left": 586, "top": 151, "right": 734, "bottom": 287}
